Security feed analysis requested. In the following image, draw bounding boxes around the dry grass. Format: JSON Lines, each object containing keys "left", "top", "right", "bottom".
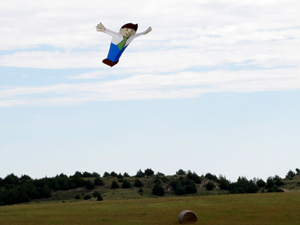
{"left": 1, "top": 192, "right": 300, "bottom": 225}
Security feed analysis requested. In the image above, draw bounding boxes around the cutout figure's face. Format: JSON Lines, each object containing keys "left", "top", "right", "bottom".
{"left": 119, "top": 28, "right": 136, "bottom": 37}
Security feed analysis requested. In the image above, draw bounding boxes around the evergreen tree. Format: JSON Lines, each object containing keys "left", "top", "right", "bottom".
{"left": 135, "top": 169, "right": 145, "bottom": 178}
{"left": 122, "top": 179, "right": 132, "bottom": 188}
{"left": 152, "top": 184, "right": 165, "bottom": 196}
{"left": 206, "top": 181, "right": 215, "bottom": 191}
{"left": 111, "top": 180, "right": 119, "bottom": 189}
{"left": 144, "top": 168, "right": 154, "bottom": 177}
{"left": 256, "top": 179, "right": 266, "bottom": 188}
{"left": 85, "top": 180, "right": 95, "bottom": 190}
{"left": 176, "top": 169, "right": 186, "bottom": 175}
{"left": 134, "top": 179, "right": 144, "bottom": 188}
{"left": 218, "top": 175, "right": 230, "bottom": 190}
{"left": 94, "top": 177, "right": 104, "bottom": 186}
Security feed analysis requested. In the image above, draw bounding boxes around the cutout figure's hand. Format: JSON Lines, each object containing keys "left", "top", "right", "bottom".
{"left": 144, "top": 27, "right": 152, "bottom": 35}
{"left": 96, "top": 23, "right": 106, "bottom": 32}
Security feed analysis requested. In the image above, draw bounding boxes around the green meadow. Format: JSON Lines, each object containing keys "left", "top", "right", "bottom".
{"left": 1, "top": 192, "right": 300, "bottom": 225}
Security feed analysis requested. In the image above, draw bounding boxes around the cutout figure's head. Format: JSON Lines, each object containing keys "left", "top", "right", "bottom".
{"left": 119, "top": 23, "right": 138, "bottom": 37}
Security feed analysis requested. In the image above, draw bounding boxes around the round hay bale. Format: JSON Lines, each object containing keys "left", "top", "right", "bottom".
{"left": 178, "top": 210, "right": 197, "bottom": 224}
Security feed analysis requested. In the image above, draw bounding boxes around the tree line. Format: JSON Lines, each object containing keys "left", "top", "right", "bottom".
{"left": 0, "top": 168, "right": 299, "bottom": 206}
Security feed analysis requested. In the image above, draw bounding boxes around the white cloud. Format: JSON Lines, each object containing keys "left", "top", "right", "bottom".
{"left": 1, "top": 0, "right": 300, "bottom": 107}
{"left": 1, "top": 68, "right": 299, "bottom": 107}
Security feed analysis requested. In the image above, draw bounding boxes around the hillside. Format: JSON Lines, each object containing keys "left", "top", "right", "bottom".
{"left": 1, "top": 169, "right": 300, "bottom": 205}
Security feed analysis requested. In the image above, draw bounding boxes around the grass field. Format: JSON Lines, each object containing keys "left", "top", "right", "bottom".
{"left": 1, "top": 192, "right": 300, "bottom": 225}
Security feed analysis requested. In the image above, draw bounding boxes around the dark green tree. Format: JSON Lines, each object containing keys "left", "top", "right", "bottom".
{"left": 20, "top": 175, "right": 32, "bottom": 183}
{"left": 135, "top": 169, "right": 145, "bottom": 178}
{"left": 93, "top": 190, "right": 101, "bottom": 197}
{"left": 266, "top": 177, "right": 275, "bottom": 189}
{"left": 73, "top": 171, "right": 83, "bottom": 177}
{"left": 286, "top": 170, "right": 295, "bottom": 179}
{"left": 123, "top": 172, "right": 130, "bottom": 177}
{"left": 110, "top": 171, "right": 118, "bottom": 177}
{"left": 92, "top": 172, "right": 100, "bottom": 177}
{"left": 94, "top": 177, "right": 104, "bottom": 186}
{"left": 247, "top": 180, "right": 259, "bottom": 193}
{"left": 70, "top": 176, "right": 86, "bottom": 187}
{"left": 121, "top": 179, "right": 132, "bottom": 188}
{"left": 134, "top": 179, "right": 144, "bottom": 188}
{"left": 152, "top": 184, "right": 165, "bottom": 196}
{"left": 40, "top": 185, "right": 52, "bottom": 198}
{"left": 144, "top": 168, "right": 154, "bottom": 177}
{"left": 75, "top": 194, "right": 80, "bottom": 199}
{"left": 82, "top": 171, "right": 93, "bottom": 177}
{"left": 97, "top": 194, "right": 103, "bottom": 201}
{"left": 205, "top": 173, "right": 219, "bottom": 182}
{"left": 187, "top": 171, "right": 201, "bottom": 184}
{"left": 85, "top": 180, "right": 95, "bottom": 190}
{"left": 4, "top": 174, "right": 20, "bottom": 186}
{"left": 185, "top": 182, "right": 197, "bottom": 194}
{"left": 111, "top": 180, "right": 119, "bottom": 189}
{"left": 156, "top": 172, "right": 165, "bottom": 176}
{"left": 176, "top": 169, "right": 186, "bottom": 175}
{"left": 103, "top": 172, "right": 110, "bottom": 177}
{"left": 84, "top": 195, "right": 92, "bottom": 200}
{"left": 218, "top": 175, "right": 230, "bottom": 190}
{"left": 206, "top": 181, "right": 215, "bottom": 191}
{"left": 256, "top": 179, "right": 266, "bottom": 188}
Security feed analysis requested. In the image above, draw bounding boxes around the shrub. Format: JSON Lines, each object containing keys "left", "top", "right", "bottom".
{"left": 82, "top": 172, "right": 93, "bottom": 177}
{"left": 144, "top": 168, "right": 154, "bottom": 177}
{"left": 75, "top": 194, "right": 80, "bottom": 199}
{"left": 93, "top": 191, "right": 101, "bottom": 198}
{"left": 156, "top": 172, "right": 165, "bottom": 176}
{"left": 85, "top": 180, "right": 95, "bottom": 190}
{"left": 121, "top": 180, "right": 131, "bottom": 189}
{"left": 152, "top": 184, "right": 165, "bottom": 196}
{"left": 286, "top": 170, "right": 295, "bottom": 179}
{"left": 123, "top": 172, "right": 130, "bottom": 177}
{"left": 97, "top": 194, "right": 103, "bottom": 201}
{"left": 70, "top": 176, "right": 86, "bottom": 187}
{"left": 94, "top": 177, "right": 104, "bottom": 186}
{"left": 247, "top": 180, "right": 259, "bottom": 193}
{"left": 176, "top": 169, "right": 186, "bottom": 175}
{"left": 103, "top": 172, "right": 110, "bottom": 177}
{"left": 134, "top": 179, "right": 144, "bottom": 188}
{"left": 186, "top": 182, "right": 197, "bottom": 194}
{"left": 111, "top": 180, "right": 119, "bottom": 189}
{"left": 4, "top": 174, "right": 20, "bottom": 186}
{"left": 266, "top": 177, "right": 275, "bottom": 189}
{"left": 84, "top": 195, "right": 92, "bottom": 200}
{"left": 218, "top": 175, "right": 230, "bottom": 190}
{"left": 174, "top": 184, "right": 186, "bottom": 195}
{"left": 206, "top": 181, "right": 215, "bottom": 191}
{"left": 92, "top": 172, "right": 100, "bottom": 177}
{"left": 187, "top": 171, "right": 201, "bottom": 184}
{"left": 110, "top": 171, "right": 118, "bottom": 177}
{"left": 135, "top": 169, "right": 145, "bottom": 178}
{"left": 205, "top": 173, "right": 219, "bottom": 182}
{"left": 256, "top": 179, "right": 266, "bottom": 188}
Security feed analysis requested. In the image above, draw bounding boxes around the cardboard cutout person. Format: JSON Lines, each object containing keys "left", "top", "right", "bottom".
{"left": 96, "top": 22, "right": 152, "bottom": 67}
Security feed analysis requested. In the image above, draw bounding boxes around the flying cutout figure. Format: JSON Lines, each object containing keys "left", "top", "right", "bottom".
{"left": 96, "top": 22, "right": 152, "bottom": 67}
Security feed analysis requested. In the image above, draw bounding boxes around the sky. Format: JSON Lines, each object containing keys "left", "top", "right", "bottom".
{"left": 1, "top": 0, "right": 299, "bottom": 182}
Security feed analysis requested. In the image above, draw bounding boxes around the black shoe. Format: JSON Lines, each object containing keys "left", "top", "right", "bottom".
{"left": 102, "top": 59, "right": 115, "bottom": 67}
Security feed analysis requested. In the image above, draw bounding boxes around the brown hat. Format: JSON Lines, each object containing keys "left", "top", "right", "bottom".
{"left": 121, "top": 23, "right": 138, "bottom": 31}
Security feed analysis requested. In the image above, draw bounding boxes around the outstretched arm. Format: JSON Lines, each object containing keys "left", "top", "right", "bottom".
{"left": 143, "top": 27, "right": 152, "bottom": 35}
{"left": 133, "top": 26, "right": 152, "bottom": 38}
{"left": 96, "top": 22, "right": 120, "bottom": 37}
{"left": 96, "top": 22, "right": 106, "bottom": 32}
